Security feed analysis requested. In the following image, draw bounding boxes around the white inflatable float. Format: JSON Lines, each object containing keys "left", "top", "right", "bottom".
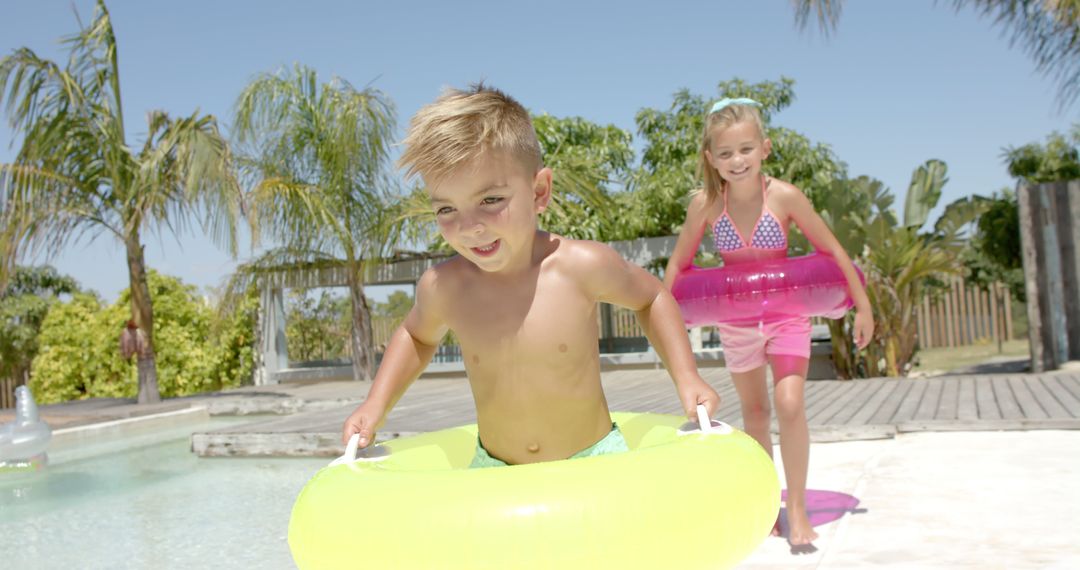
{"left": 1, "top": 386, "right": 52, "bottom": 473}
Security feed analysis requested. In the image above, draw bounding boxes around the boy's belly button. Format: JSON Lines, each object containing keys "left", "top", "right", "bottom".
{"left": 526, "top": 442, "right": 540, "bottom": 453}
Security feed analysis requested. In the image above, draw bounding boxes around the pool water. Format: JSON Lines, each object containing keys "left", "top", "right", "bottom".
{"left": 0, "top": 418, "right": 326, "bottom": 569}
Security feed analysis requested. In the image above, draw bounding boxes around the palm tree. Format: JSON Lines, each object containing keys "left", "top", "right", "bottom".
{"left": 792, "top": 0, "right": 1080, "bottom": 108}
{"left": 232, "top": 65, "right": 397, "bottom": 381}
{"left": 0, "top": 1, "right": 241, "bottom": 404}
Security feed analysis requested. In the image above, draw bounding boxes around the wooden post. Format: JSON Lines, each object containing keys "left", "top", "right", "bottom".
{"left": 599, "top": 303, "right": 615, "bottom": 353}
{"left": 922, "top": 296, "right": 933, "bottom": 348}
{"left": 1041, "top": 184, "right": 1070, "bottom": 365}
{"left": 1018, "top": 183, "right": 1045, "bottom": 370}
{"left": 1003, "top": 286, "right": 1014, "bottom": 340}
{"left": 966, "top": 280, "right": 977, "bottom": 343}
{"left": 1061, "top": 181, "right": 1080, "bottom": 360}
{"left": 943, "top": 288, "right": 955, "bottom": 348}
{"left": 916, "top": 299, "right": 927, "bottom": 349}
{"left": 959, "top": 276, "right": 967, "bottom": 343}
{"left": 933, "top": 297, "right": 941, "bottom": 347}
{"left": 976, "top": 282, "right": 984, "bottom": 341}
{"left": 989, "top": 283, "right": 1000, "bottom": 351}
{"left": 1018, "top": 183, "right": 1051, "bottom": 371}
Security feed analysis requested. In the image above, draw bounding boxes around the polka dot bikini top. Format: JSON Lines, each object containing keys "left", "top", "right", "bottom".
{"left": 712, "top": 176, "right": 788, "bottom": 265}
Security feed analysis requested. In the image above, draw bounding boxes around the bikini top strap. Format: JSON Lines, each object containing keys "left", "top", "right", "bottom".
{"left": 760, "top": 175, "right": 773, "bottom": 214}
{"left": 719, "top": 182, "right": 730, "bottom": 218}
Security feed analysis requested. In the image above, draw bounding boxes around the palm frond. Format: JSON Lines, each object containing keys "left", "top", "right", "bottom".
{"left": 952, "top": 0, "right": 1080, "bottom": 108}
{"left": 233, "top": 64, "right": 399, "bottom": 265}
{"left": 791, "top": 0, "right": 843, "bottom": 35}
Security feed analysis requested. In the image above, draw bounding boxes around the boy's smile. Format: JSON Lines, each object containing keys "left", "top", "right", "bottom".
{"left": 470, "top": 240, "right": 501, "bottom": 257}
{"left": 427, "top": 150, "right": 551, "bottom": 274}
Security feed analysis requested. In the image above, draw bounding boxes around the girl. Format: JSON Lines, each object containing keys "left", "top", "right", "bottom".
{"left": 662, "top": 98, "right": 873, "bottom": 548}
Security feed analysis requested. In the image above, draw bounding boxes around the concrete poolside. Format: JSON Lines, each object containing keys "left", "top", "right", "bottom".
{"left": 7, "top": 362, "right": 1080, "bottom": 569}
{"left": 181, "top": 362, "right": 1080, "bottom": 457}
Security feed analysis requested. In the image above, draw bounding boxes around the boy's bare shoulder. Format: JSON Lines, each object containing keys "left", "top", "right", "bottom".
{"left": 416, "top": 255, "right": 471, "bottom": 298}
{"left": 548, "top": 236, "right": 626, "bottom": 272}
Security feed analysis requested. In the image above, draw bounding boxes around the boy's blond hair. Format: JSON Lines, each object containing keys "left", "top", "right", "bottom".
{"left": 698, "top": 104, "right": 767, "bottom": 203}
{"left": 399, "top": 84, "right": 543, "bottom": 184}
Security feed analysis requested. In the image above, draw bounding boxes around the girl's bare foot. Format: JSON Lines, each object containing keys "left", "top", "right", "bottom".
{"left": 787, "top": 508, "right": 818, "bottom": 547}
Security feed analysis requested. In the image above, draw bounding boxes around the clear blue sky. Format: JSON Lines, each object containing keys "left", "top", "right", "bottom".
{"left": 1, "top": 0, "right": 1071, "bottom": 303}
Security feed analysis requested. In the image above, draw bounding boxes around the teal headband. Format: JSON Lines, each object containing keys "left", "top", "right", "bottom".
{"left": 709, "top": 97, "right": 762, "bottom": 114}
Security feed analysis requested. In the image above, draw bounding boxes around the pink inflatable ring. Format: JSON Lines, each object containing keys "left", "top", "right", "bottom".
{"left": 671, "top": 253, "right": 864, "bottom": 327}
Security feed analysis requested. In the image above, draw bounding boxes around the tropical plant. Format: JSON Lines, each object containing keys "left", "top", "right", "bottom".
{"left": 819, "top": 161, "right": 985, "bottom": 378}
{"left": 0, "top": 266, "right": 78, "bottom": 387}
{"left": 966, "top": 190, "right": 1022, "bottom": 297}
{"left": 0, "top": 1, "right": 241, "bottom": 403}
{"left": 231, "top": 64, "right": 398, "bottom": 381}
{"left": 792, "top": 0, "right": 1080, "bottom": 108}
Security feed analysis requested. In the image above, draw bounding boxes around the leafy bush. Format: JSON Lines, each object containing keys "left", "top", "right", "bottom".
{"left": 29, "top": 271, "right": 256, "bottom": 403}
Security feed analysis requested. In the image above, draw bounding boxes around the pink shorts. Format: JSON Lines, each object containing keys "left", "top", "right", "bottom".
{"left": 716, "top": 317, "right": 812, "bottom": 373}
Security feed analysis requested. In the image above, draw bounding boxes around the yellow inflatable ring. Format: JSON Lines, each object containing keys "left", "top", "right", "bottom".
{"left": 288, "top": 411, "right": 779, "bottom": 569}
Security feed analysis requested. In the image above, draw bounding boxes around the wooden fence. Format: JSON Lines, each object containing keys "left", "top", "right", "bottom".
{"left": 1, "top": 376, "right": 18, "bottom": 409}
{"left": 915, "top": 278, "right": 1016, "bottom": 349}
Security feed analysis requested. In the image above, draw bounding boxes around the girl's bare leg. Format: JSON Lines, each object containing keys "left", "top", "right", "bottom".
{"left": 729, "top": 366, "right": 779, "bottom": 534}
{"left": 730, "top": 365, "right": 771, "bottom": 456}
{"left": 770, "top": 354, "right": 817, "bottom": 547}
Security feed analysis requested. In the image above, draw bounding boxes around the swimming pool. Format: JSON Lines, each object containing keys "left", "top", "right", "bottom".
{"left": 0, "top": 416, "right": 326, "bottom": 569}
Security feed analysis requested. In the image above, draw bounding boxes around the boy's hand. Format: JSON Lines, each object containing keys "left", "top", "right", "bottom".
{"left": 342, "top": 402, "right": 382, "bottom": 448}
{"left": 853, "top": 308, "right": 874, "bottom": 350}
{"left": 679, "top": 377, "right": 721, "bottom": 420}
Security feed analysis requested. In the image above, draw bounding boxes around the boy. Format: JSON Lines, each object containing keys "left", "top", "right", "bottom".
{"left": 342, "top": 84, "right": 720, "bottom": 467}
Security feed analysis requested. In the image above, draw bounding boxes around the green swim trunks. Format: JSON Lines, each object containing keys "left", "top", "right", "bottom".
{"left": 469, "top": 423, "right": 629, "bottom": 468}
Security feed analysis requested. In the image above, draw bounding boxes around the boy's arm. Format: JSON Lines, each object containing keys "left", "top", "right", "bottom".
{"left": 342, "top": 269, "right": 449, "bottom": 447}
{"left": 783, "top": 184, "right": 875, "bottom": 348}
{"left": 662, "top": 192, "right": 710, "bottom": 290}
{"left": 580, "top": 242, "right": 720, "bottom": 418}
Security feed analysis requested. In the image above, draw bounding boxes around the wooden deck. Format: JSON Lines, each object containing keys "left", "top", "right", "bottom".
{"left": 190, "top": 367, "right": 1080, "bottom": 456}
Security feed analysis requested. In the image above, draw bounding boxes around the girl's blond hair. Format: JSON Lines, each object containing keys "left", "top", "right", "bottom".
{"left": 398, "top": 84, "right": 542, "bottom": 185}
{"left": 698, "top": 104, "right": 767, "bottom": 203}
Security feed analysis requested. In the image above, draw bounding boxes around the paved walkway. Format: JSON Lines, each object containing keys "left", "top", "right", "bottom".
{"left": 9, "top": 363, "right": 1078, "bottom": 456}
{"left": 188, "top": 365, "right": 1080, "bottom": 456}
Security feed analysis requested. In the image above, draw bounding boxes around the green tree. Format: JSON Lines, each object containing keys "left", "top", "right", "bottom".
{"left": 0, "top": 1, "right": 241, "bottom": 404}
{"left": 1004, "top": 125, "right": 1080, "bottom": 182}
{"left": 533, "top": 114, "right": 633, "bottom": 240}
{"left": 793, "top": 1, "right": 1080, "bottom": 108}
{"left": 956, "top": 189, "right": 1023, "bottom": 299}
{"left": 285, "top": 289, "right": 350, "bottom": 362}
{"left": 0, "top": 266, "right": 78, "bottom": 387}
{"left": 375, "top": 290, "right": 415, "bottom": 322}
{"left": 632, "top": 78, "right": 846, "bottom": 240}
{"left": 232, "top": 64, "right": 398, "bottom": 381}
